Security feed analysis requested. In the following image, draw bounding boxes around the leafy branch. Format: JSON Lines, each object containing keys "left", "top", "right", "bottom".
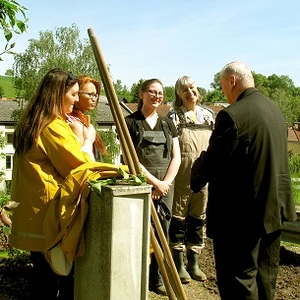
{"left": 0, "top": 0, "right": 28, "bottom": 61}
{"left": 88, "top": 168, "right": 147, "bottom": 196}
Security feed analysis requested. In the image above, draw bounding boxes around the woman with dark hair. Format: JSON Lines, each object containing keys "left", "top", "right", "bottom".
{"left": 67, "top": 75, "right": 107, "bottom": 161}
{"left": 125, "top": 78, "right": 181, "bottom": 295}
{"left": 10, "top": 69, "right": 96, "bottom": 299}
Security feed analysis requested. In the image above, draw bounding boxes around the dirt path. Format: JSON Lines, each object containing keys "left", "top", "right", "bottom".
{"left": 0, "top": 238, "right": 299, "bottom": 299}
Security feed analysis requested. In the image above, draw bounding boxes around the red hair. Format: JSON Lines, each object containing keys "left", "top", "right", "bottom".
{"left": 72, "top": 75, "right": 108, "bottom": 156}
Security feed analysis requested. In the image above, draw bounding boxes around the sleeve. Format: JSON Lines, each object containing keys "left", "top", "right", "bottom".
{"left": 207, "top": 110, "right": 238, "bottom": 160}
{"left": 190, "top": 110, "right": 238, "bottom": 192}
{"left": 124, "top": 116, "right": 137, "bottom": 145}
{"left": 191, "top": 151, "right": 209, "bottom": 193}
{"left": 39, "top": 119, "right": 93, "bottom": 178}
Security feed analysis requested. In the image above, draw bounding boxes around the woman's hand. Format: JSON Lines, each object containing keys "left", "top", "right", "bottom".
{"left": 81, "top": 124, "right": 96, "bottom": 161}
{"left": 152, "top": 180, "right": 172, "bottom": 200}
{"left": 83, "top": 124, "right": 96, "bottom": 143}
{"left": 0, "top": 210, "right": 12, "bottom": 227}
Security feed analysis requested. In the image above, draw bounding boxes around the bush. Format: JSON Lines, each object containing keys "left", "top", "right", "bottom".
{"left": 289, "top": 153, "right": 300, "bottom": 206}
{"left": 289, "top": 153, "right": 300, "bottom": 176}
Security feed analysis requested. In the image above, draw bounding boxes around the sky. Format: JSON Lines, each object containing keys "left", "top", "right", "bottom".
{"left": 0, "top": 0, "right": 300, "bottom": 90}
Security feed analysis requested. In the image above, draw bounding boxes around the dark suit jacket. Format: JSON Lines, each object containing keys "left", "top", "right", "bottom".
{"left": 191, "top": 88, "right": 297, "bottom": 238}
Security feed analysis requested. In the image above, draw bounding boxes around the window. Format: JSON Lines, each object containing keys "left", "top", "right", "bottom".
{"left": 6, "top": 155, "right": 13, "bottom": 170}
{"left": 6, "top": 133, "right": 13, "bottom": 144}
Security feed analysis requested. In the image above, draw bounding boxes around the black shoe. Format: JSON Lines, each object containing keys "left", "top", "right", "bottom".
{"left": 149, "top": 283, "right": 167, "bottom": 296}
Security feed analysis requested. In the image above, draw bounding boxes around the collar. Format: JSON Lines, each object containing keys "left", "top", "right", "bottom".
{"left": 236, "top": 88, "right": 258, "bottom": 102}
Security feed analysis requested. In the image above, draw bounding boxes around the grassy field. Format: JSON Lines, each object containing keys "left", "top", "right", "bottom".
{"left": 292, "top": 178, "right": 300, "bottom": 207}
{"left": 0, "top": 76, "right": 15, "bottom": 99}
{"left": 0, "top": 251, "right": 8, "bottom": 258}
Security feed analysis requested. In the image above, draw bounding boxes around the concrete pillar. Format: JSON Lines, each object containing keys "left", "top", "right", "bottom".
{"left": 74, "top": 184, "right": 151, "bottom": 300}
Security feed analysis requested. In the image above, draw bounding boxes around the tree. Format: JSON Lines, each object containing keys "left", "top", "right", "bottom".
{"left": 205, "top": 89, "right": 226, "bottom": 103}
{"left": 210, "top": 72, "right": 221, "bottom": 90}
{"left": 5, "top": 69, "right": 13, "bottom": 76}
{"left": 99, "top": 129, "right": 120, "bottom": 163}
{"left": 113, "top": 79, "right": 130, "bottom": 101}
{"left": 164, "top": 86, "right": 175, "bottom": 103}
{"left": 252, "top": 72, "right": 269, "bottom": 97}
{"left": 0, "top": 0, "right": 28, "bottom": 61}
{"left": 205, "top": 72, "right": 227, "bottom": 103}
{"left": 129, "top": 79, "right": 144, "bottom": 103}
{"left": 13, "top": 24, "right": 101, "bottom": 100}
{"left": 198, "top": 87, "right": 208, "bottom": 103}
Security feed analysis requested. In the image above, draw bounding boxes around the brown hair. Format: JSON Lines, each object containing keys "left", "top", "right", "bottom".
{"left": 13, "top": 69, "right": 78, "bottom": 154}
{"left": 137, "top": 78, "right": 164, "bottom": 110}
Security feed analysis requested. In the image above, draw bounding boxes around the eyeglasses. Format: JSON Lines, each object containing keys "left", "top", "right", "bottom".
{"left": 146, "top": 90, "right": 163, "bottom": 98}
{"left": 79, "top": 92, "right": 99, "bottom": 99}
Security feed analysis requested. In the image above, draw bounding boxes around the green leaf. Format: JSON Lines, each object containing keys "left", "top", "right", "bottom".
{"left": 129, "top": 174, "right": 142, "bottom": 185}
{"left": 16, "top": 20, "right": 27, "bottom": 33}
{"left": 4, "top": 30, "right": 12, "bottom": 42}
{"left": 119, "top": 167, "right": 129, "bottom": 180}
{"left": 88, "top": 178, "right": 117, "bottom": 196}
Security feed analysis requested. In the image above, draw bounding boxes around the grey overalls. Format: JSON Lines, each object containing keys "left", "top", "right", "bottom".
{"left": 136, "top": 119, "right": 173, "bottom": 236}
{"left": 169, "top": 108, "right": 212, "bottom": 254}
{"left": 135, "top": 118, "right": 174, "bottom": 288}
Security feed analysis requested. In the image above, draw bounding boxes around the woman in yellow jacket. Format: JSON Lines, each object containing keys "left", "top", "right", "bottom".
{"left": 10, "top": 69, "right": 96, "bottom": 299}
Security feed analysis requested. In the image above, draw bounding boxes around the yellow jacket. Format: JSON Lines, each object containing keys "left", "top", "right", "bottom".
{"left": 43, "top": 162, "right": 125, "bottom": 270}
{"left": 10, "top": 117, "right": 93, "bottom": 251}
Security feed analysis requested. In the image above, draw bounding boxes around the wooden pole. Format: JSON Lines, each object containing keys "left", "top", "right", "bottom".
{"left": 88, "top": 29, "right": 138, "bottom": 173}
{"left": 87, "top": 28, "right": 187, "bottom": 300}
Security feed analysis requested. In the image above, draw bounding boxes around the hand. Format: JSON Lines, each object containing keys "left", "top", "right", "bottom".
{"left": 83, "top": 124, "right": 96, "bottom": 142}
{"left": 151, "top": 189, "right": 161, "bottom": 200}
{"left": 153, "top": 180, "right": 171, "bottom": 197}
{"left": 0, "top": 210, "right": 12, "bottom": 227}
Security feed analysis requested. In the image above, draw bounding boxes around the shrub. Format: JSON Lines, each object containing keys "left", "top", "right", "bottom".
{"left": 289, "top": 153, "right": 300, "bottom": 176}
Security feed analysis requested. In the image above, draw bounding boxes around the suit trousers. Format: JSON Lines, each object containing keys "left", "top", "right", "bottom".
{"left": 212, "top": 230, "right": 281, "bottom": 300}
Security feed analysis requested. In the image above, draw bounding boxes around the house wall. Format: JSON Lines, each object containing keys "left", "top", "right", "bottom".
{"left": 0, "top": 126, "right": 14, "bottom": 191}
{"left": 0, "top": 124, "right": 121, "bottom": 192}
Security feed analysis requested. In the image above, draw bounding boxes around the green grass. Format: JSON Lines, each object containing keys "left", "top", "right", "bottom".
{"left": 0, "top": 250, "right": 8, "bottom": 258}
{"left": 292, "top": 178, "right": 300, "bottom": 207}
{"left": 0, "top": 75, "right": 15, "bottom": 99}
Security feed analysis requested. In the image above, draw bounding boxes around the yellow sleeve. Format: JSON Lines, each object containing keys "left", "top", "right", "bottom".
{"left": 39, "top": 118, "right": 93, "bottom": 178}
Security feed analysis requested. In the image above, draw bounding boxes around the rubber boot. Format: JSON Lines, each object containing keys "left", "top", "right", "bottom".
{"left": 172, "top": 249, "right": 191, "bottom": 284}
{"left": 149, "top": 254, "right": 167, "bottom": 296}
{"left": 186, "top": 250, "right": 207, "bottom": 281}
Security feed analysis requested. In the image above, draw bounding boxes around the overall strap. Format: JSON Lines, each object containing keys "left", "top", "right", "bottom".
{"left": 174, "top": 107, "right": 187, "bottom": 134}
{"left": 136, "top": 120, "right": 145, "bottom": 147}
{"left": 175, "top": 107, "right": 213, "bottom": 131}
{"left": 160, "top": 118, "right": 172, "bottom": 153}
{"left": 175, "top": 108, "right": 187, "bottom": 126}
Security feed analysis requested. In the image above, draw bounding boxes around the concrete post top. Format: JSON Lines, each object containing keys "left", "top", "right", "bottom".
{"left": 98, "top": 183, "right": 152, "bottom": 196}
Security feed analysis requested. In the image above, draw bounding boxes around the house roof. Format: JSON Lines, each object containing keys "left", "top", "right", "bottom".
{"left": 288, "top": 126, "right": 300, "bottom": 142}
{"left": 0, "top": 100, "right": 20, "bottom": 124}
{"left": 0, "top": 97, "right": 131, "bottom": 126}
{"left": 96, "top": 97, "right": 131, "bottom": 125}
{"left": 1, "top": 99, "right": 299, "bottom": 142}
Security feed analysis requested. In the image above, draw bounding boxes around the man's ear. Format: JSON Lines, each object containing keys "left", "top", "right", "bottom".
{"left": 230, "top": 75, "right": 236, "bottom": 87}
